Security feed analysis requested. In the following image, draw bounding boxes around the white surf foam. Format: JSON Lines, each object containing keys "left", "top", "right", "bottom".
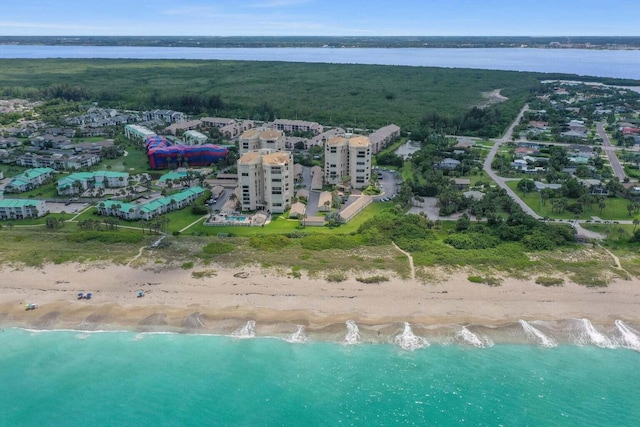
{"left": 519, "top": 320, "right": 557, "bottom": 348}
{"left": 580, "top": 319, "right": 616, "bottom": 349}
{"left": 342, "top": 320, "right": 361, "bottom": 345}
{"left": 615, "top": 320, "right": 640, "bottom": 352}
{"left": 456, "top": 326, "right": 493, "bottom": 348}
{"left": 394, "top": 322, "right": 429, "bottom": 350}
{"left": 232, "top": 320, "right": 256, "bottom": 339}
{"left": 285, "top": 325, "right": 309, "bottom": 344}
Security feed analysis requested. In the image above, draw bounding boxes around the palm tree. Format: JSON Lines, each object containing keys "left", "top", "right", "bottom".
{"left": 598, "top": 200, "right": 606, "bottom": 215}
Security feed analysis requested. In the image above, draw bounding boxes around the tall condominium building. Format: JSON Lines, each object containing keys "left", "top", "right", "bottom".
{"left": 238, "top": 128, "right": 285, "bottom": 154}
{"left": 237, "top": 149, "right": 294, "bottom": 213}
{"left": 324, "top": 134, "right": 372, "bottom": 189}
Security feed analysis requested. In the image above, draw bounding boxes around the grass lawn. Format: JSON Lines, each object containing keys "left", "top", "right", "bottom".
{"left": 97, "top": 146, "right": 151, "bottom": 174}
{"left": 506, "top": 180, "right": 634, "bottom": 220}
{"left": 401, "top": 161, "right": 426, "bottom": 186}
{"left": 176, "top": 201, "right": 396, "bottom": 236}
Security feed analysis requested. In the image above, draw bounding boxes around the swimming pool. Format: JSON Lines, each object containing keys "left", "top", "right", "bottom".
{"left": 225, "top": 216, "right": 247, "bottom": 221}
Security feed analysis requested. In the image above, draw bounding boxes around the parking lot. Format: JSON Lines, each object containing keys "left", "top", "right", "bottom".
{"left": 46, "top": 201, "right": 89, "bottom": 214}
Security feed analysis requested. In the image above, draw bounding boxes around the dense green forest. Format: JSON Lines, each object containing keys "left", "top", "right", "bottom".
{"left": 1, "top": 59, "right": 637, "bottom": 136}
{"left": 0, "top": 59, "right": 534, "bottom": 136}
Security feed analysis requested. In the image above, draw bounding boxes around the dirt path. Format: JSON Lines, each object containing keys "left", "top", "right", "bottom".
{"left": 392, "top": 241, "right": 415, "bottom": 281}
{"left": 599, "top": 244, "right": 631, "bottom": 278}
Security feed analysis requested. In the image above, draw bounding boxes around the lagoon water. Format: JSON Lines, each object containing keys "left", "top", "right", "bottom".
{"left": 0, "top": 45, "right": 639, "bottom": 79}
{"left": 1, "top": 44, "right": 640, "bottom": 424}
{"left": 1, "top": 328, "right": 639, "bottom": 426}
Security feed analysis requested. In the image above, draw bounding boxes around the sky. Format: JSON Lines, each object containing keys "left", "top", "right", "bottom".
{"left": 1, "top": 0, "right": 639, "bottom": 37}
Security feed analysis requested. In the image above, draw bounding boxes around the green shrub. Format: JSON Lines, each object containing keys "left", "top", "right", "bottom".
{"left": 181, "top": 261, "right": 194, "bottom": 270}
{"left": 522, "top": 234, "right": 556, "bottom": 251}
{"left": 356, "top": 275, "right": 389, "bottom": 284}
{"left": 326, "top": 271, "right": 347, "bottom": 282}
{"left": 535, "top": 276, "right": 564, "bottom": 287}
{"left": 192, "top": 270, "right": 216, "bottom": 279}
{"left": 249, "top": 234, "right": 291, "bottom": 251}
{"left": 300, "top": 234, "right": 362, "bottom": 251}
{"left": 444, "top": 233, "right": 499, "bottom": 249}
{"left": 202, "top": 241, "right": 235, "bottom": 255}
{"left": 290, "top": 265, "right": 302, "bottom": 279}
{"left": 66, "top": 231, "right": 145, "bottom": 244}
{"left": 468, "top": 275, "right": 500, "bottom": 286}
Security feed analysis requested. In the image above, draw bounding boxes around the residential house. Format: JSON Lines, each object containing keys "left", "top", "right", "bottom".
{"left": 580, "top": 179, "right": 609, "bottom": 196}
{"left": 534, "top": 182, "right": 562, "bottom": 191}
{"left": 452, "top": 178, "right": 471, "bottom": 190}
{"left": 434, "top": 158, "right": 460, "bottom": 170}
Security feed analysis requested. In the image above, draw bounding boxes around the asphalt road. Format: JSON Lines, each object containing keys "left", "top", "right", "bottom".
{"left": 596, "top": 122, "right": 627, "bottom": 181}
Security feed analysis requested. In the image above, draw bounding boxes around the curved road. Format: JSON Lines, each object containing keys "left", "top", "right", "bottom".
{"left": 480, "top": 105, "right": 610, "bottom": 240}
{"left": 482, "top": 104, "right": 541, "bottom": 218}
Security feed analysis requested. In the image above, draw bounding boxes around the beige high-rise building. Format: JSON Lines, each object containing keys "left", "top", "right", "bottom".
{"left": 324, "top": 134, "right": 372, "bottom": 189}
{"left": 238, "top": 128, "right": 285, "bottom": 155}
{"left": 237, "top": 149, "right": 294, "bottom": 213}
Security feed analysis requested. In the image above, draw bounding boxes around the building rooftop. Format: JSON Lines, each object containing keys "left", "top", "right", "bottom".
{"left": 263, "top": 151, "right": 291, "bottom": 166}
{"left": 348, "top": 135, "right": 370, "bottom": 148}
{"left": 238, "top": 151, "right": 263, "bottom": 165}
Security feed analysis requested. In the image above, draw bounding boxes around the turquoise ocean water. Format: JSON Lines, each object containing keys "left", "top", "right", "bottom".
{"left": 1, "top": 327, "right": 639, "bottom": 426}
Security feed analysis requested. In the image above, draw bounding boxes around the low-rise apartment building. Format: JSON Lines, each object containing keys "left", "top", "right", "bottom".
{"left": 237, "top": 149, "right": 294, "bottom": 213}
{"left": 4, "top": 167, "right": 55, "bottom": 193}
{"left": 368, "top": 124, "right": 401, "bottom": 154}
{"left": 97, "top": 187, "right": 204, "bottom": 220}
{"left": 183, "top": 130, "right": 209, "bottom": 145}
{"left": 0, "top": 198, "right": 47, "bottom": 220}
{"left": 124, "top": 124, "right": 156, "bottom": 141}
{"left": 270, "top": 119, "right": 323, "bottom": 135}
{"left": 57, "top": 171, "right": 129, "bottom": 196}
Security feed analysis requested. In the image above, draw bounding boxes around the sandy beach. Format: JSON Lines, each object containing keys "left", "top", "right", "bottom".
{"left": 1, "top": 261, "right": 639, "bottom": 342}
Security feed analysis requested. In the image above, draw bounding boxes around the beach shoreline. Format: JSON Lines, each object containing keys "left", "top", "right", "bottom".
{"left": 1, "top": 262, "right": 639, "bottom": 344}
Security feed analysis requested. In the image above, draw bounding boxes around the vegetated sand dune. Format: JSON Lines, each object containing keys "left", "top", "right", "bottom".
{"left": 1, "top": 262, "right": 639, "bottom": 338}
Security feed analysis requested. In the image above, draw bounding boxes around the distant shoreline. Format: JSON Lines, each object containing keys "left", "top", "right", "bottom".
{"left": 1, "top": 35, "right": 639, "bottom": 50}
